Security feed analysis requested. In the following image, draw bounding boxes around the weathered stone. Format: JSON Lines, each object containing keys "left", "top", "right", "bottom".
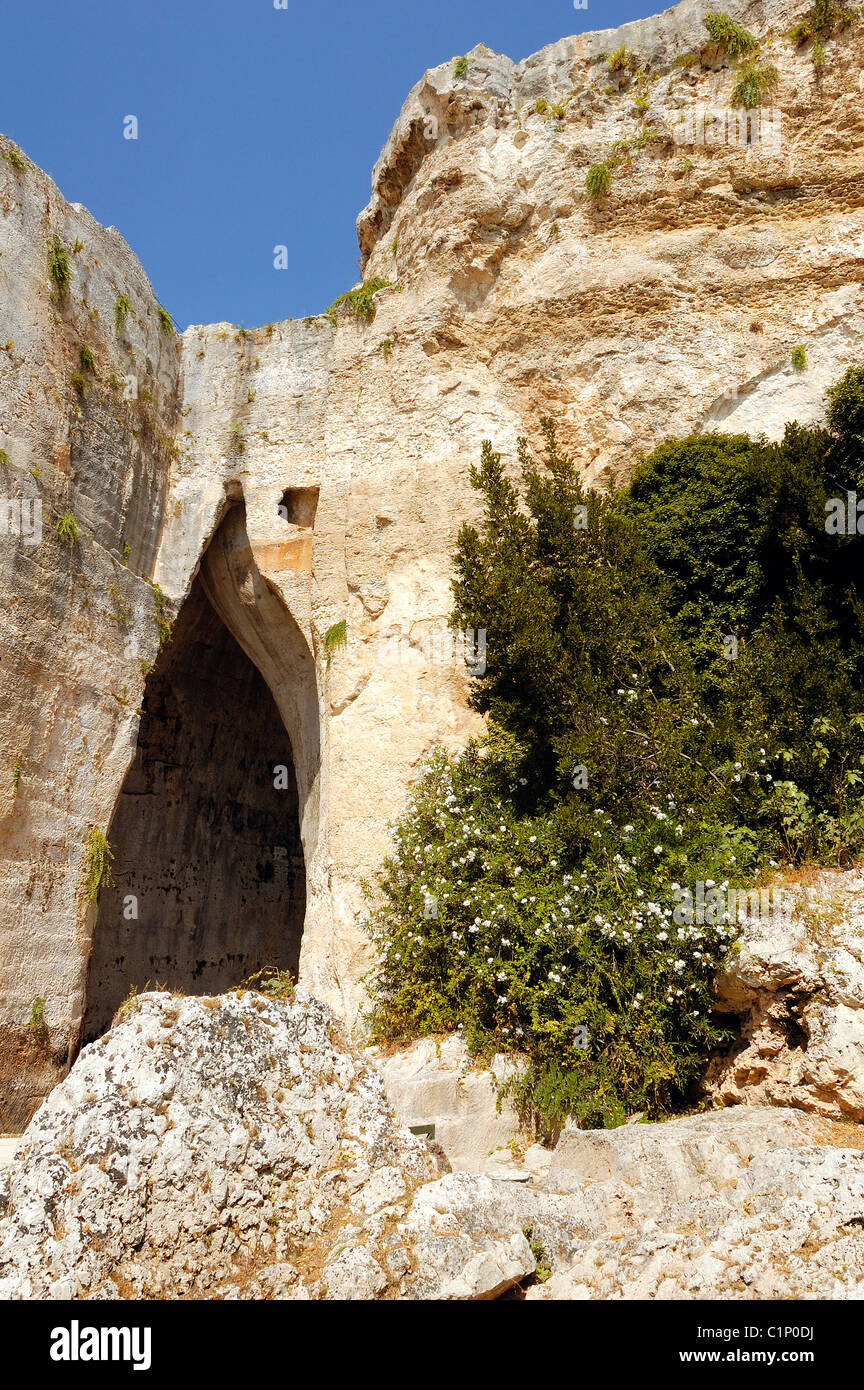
{"left": 4, "top": 0, "right": 864, "bottom": 1126}
{"left": 368, "top": 1034, "right": 524, "bottom": 1171}
{"left": 530, "top": 1108, "right": 864, "bottom": 1300}
{"left": 705, "top": 870, "right": 864, "bottom": 1122}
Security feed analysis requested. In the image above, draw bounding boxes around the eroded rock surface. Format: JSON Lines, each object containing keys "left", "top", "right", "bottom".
{"left": 6, "top": 989, "right": 864, "bottom": 1300}
{"left": 530, "top": 1107, "right": 864, "bottom": 1300}
{"left": 705, "top": 870, "right": 864, "bottom": 1121}
{"left": 0, "top": 989, "right": 542, "bottom": 1300}
{"left": 368, "top": 1034, "right": 523, "bottom": 1172}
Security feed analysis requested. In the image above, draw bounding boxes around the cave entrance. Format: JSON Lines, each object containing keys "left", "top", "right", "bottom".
{"left": 82, "top": 514, "right": 309, "bottom": 1042}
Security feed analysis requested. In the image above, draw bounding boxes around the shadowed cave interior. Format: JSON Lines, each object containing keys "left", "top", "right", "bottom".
{"left": 82, "top": 568, "right": 306, "bottom": 1042}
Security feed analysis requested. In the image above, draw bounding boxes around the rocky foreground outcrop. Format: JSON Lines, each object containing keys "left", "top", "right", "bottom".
{"left": 5, "top": 988, "right": 864, "bottom": 1299}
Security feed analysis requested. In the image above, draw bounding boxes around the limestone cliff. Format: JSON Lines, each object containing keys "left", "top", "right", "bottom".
{"left": 2, "top": 0, "right": 863, "bottom": 1127}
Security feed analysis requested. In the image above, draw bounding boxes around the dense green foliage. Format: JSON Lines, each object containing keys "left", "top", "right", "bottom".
{"left": 367, "top": 368, "right": 864, "bottom": 1134}
{"left": 702, "top": 12, "right": 757, "bottom": 57}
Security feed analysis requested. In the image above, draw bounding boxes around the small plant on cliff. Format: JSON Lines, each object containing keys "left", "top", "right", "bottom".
{"left": 78, "top": 345, "right": 94, "bottom": 371}
{"left": 113, "top": 293, "right": 131, "bottom": 334}
{"left": 11, "top": 759, "right": 21, "bottom": 798}
{"left": 702, "top": 12, "right": 757, "bottom": 58}
{"left": 585, "top": 162, "right": 612, "bottom": 198}
{"left": 48, "top": 236, "right": 71, "bottom": 297}
{"left": 792, "top": 345, "right": 807, "bottom": 369}
{"left": 731, "top": 58, "right": 779, "bottom": 109}
{"left": 791, "top": 0, "right": 857, "bottom": 41}
{"left": 326, "top": 278, "right": 393, "bottom": 323}
{"left": 0, "top": 449, "right": 10, "bottom": 467}
{"left": 812, "top": 38, "right": 828, "bottom": 67}
{"left": 29, "top": 998, "right": 46, "bottom": 1040}
{"left": 241, "top": 967, "right": 295, "bottom": 1002}
{"left": 323, "top": 619, "right": 348, "bottom": 660}
{"left": 113, "top": 983, "right": 143, "bottom": 1026}
{"left": 3, "top": 145, "right": 27, "bottom": 172}
{"left": 453, "top": 55, "right": 469, "bottom": 77}
{"left": 150, "top": 580, "right": 172, "bottom": 649}
{"left": 84, "top": 826, "right": 114, "bottom": 904}
{"left": 70, "top": 369, "right": 86, "bottom": 396}
{"left": 54, "top": 511, "right": 79, "bottom": 546}
{"left": 229, "top": 421, "right": 246, "bottom": 454}
{"left": 606, "top": 44, "right": 641, "bottom": 75}
{"left": 157, "top": 304, "right": 175, "bottom": 335}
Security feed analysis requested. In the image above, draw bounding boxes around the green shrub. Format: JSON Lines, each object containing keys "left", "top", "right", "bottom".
{"left": 792, "top": 345, "right": 807, "bottom": 369}
{"left": 29, "top": 998, "right": 45, "bottom": 1039}
{"left": 367, "top": 743, "right": 739, "bottom": 1135}
{"left": 454, "top": 55, "right": 468, "bottom": 77}
{"left": 812, "top": 37, "right": 828, "bottom": 65}
{"left": 323, "top": 619, "right": 348, "bottom": 658}
{"left": 791, "top": 0, "right": 856, "bottom": 41}
{"left": 150, "top": 581, "right": 172, "bottom": 648}
{"left": 4, "top": 146, "right": 27, "bottom": 172}
{"left": 241, "top": 967, "right": 295, "bottom": 1002}
{"left": 606, "top": 45, "right": 641, "bottom": 74}
{"left": 326, "top": 278, "right": 393, "bottom": 323}
{"left": 114, "top": 293, "right": 131, "bottom": 334}
{"left": 84, "top": 826, "right": 114, "bottom": 904}
{"left": 585, "top": 162, "right": 612, "bottom": 198}
{"left": 48, "top": 236, "right": 71, "bottom": 296}
{"left": 12, "top": 760, "right": 21, "bottom": 798}
{"left": 702, "top": 11, "right": 757, "bottom": 57}
{"left": 157, "top": 304, "right": 175, "bottom": 335}
{"left": 79, "top": 345, "right": 94, "bottom": 371}
{"left": 70, "top": 370, "right": 86, "bottom": 396}
{"left": 229, "top": 421, "right": 245, "bottom": 454}
{"left": 731, "top": 59, "right": 779, "bottom": 108}
{"left": 369, "top": 367, "right": 864, "bottom": 1131}
{"left": 55, "top": 511, "right": 79, "bottom": 546}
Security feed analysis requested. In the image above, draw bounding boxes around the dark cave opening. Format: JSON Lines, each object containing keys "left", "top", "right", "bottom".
{"left": 82, "top": 568, "right": 306, "bottom": 1043}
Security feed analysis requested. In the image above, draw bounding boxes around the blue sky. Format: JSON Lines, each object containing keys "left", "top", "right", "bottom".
{"left": 1, "top": 0, "right": 660, "bottom": 329}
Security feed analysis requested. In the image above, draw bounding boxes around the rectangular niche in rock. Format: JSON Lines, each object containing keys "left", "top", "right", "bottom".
{"left": 278, "top": 486, "right": 319, "bottom": 528}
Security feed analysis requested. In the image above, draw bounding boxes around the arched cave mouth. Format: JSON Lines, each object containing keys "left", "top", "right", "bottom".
{"left": 82, "top": 565, "right": 306, "bottom": 1043}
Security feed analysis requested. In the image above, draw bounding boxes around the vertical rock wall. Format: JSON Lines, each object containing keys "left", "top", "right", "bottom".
{"left": 3, "top": 0, "right": 864, "bottom": 1123}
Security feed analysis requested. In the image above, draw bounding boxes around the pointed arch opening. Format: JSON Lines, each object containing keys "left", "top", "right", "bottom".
{"left": 82, "top": 503, "right": 318, "bottom": 1041}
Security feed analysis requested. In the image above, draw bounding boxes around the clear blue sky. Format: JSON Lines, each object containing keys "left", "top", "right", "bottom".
{"left": 1, "top": 0, "right": 660, "bottom": 329}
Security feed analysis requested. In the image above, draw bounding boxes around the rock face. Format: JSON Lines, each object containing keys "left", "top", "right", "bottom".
{"left": 0, "top": 989, "right": 446, "bottom": 1300}
{"left": 3, "top": 0, "right": 864, "bottom": 1123}
{"left": 705, "top": 869, "right": 864, "bottom": 1122}
{"left": 368, "top": 1035, "right": 523, "bottom": 1172}
{"left": 6, "top": 990, "right": 864, "bottom": 1300}
{"left": 529, "top": 1106, "right": 864, "bottom": 1300}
